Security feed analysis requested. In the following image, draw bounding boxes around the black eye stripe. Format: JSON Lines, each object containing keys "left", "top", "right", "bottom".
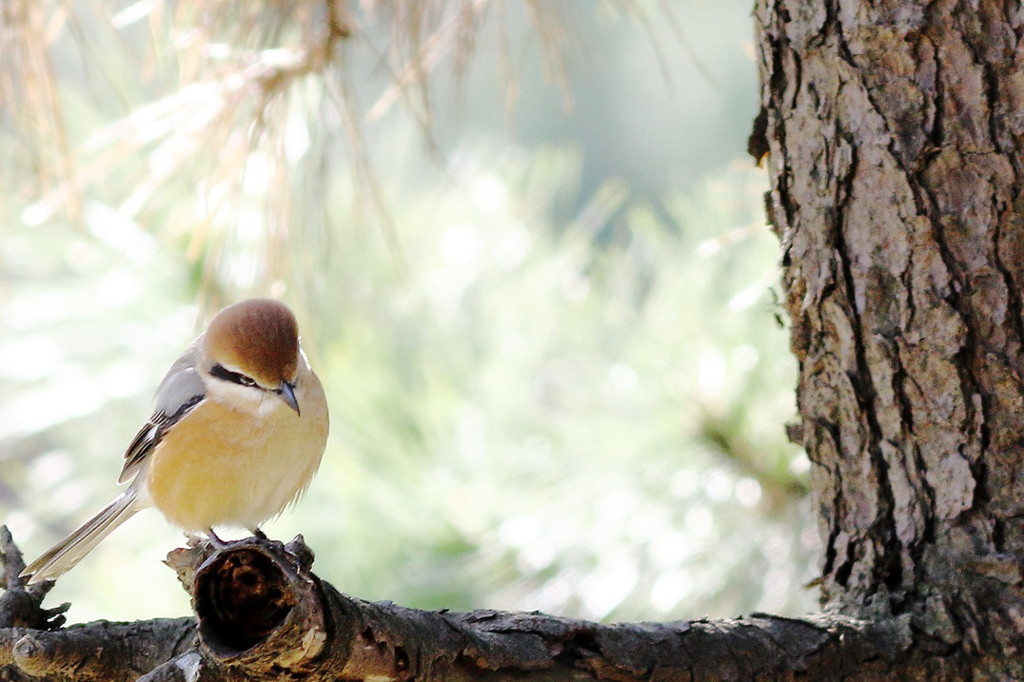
{"left": 210, "top": 363, "right": 259, "bottom": 388}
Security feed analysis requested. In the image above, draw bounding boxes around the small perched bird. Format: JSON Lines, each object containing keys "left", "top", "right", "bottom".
{"left": 22, "top": 298, "right": 329, "bottom": 584}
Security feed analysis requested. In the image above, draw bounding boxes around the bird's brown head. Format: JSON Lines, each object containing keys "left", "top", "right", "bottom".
{"left": 203, "top": 299, "right": 300, "bottom": 387}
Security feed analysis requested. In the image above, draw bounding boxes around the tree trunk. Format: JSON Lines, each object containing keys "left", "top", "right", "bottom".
{"left": 754, "top": 0, "right": 1024, "bottom": 674}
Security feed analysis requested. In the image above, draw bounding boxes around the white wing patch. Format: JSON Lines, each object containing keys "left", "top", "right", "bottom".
{"left": 118, "top": 342, "right": 207, "bottom": 484}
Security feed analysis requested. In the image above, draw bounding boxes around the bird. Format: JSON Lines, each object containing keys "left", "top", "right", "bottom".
{"left": 21, "top": 298, "right": 330, "bottom": 584}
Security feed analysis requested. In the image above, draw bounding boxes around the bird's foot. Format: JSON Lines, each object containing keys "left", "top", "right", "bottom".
{"left": 205, "top": 528, "right": 228, "bottom": 549}
{"left": 249, "top": 527, "right": 268, "bottom": 540}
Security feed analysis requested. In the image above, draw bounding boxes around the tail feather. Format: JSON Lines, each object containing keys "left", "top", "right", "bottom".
{"left": 22, "top": 489, "right": 141, "bottom": 584}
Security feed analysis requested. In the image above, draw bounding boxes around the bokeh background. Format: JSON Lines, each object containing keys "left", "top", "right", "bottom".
{"left": 0, "top": 1, "right": 819, "bottom": 623}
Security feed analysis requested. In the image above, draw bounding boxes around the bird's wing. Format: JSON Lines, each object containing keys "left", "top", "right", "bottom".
{"left": 118, "top": 340, "right": 207, "bottom": 484}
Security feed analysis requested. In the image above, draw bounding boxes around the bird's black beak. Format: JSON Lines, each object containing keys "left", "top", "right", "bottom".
{"left": 278, "top": 381, "right": 300, "bottom": 415}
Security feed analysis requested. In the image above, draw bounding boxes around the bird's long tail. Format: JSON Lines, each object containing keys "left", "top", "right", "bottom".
{"left": 21, "top": 488, "right": 142, "bottom": 584}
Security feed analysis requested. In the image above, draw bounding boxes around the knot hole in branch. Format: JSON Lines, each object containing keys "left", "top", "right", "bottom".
{"left": 196, "top": 547, "right": 296, "bottom": 655}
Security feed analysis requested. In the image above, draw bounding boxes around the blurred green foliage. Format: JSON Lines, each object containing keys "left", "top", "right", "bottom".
{"left": 0, "top": 1, "right": 819, "bottom": 623}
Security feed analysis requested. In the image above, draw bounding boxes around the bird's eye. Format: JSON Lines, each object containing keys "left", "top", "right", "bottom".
{"left": 210, "top": 364, "right": 259, "bottom": 388}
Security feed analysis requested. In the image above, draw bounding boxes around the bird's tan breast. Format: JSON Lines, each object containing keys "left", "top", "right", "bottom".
{"left": 145, "top": 386, "right": 327, "bottom": 531}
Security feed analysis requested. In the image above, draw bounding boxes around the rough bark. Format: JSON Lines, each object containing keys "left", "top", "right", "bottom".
{"left": 0, "top": 526, "right": 195, "bottom": 680}
{"left": 753, "top": 0, "right": 1024, "bottom": 675}
{"left": 0, "top": 532, "right": 950, "bottom": 681}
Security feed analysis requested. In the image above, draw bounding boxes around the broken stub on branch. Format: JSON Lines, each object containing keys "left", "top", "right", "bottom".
{"left": 166, "top": 535, "right": 327, "bottom": 672}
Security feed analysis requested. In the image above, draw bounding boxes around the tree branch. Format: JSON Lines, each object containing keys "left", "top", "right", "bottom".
{"left": 1, "top": 529, "right": 929, "bottom": 680}
{"left": 0, "top": 526, "right": 196, "bottom": 681}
